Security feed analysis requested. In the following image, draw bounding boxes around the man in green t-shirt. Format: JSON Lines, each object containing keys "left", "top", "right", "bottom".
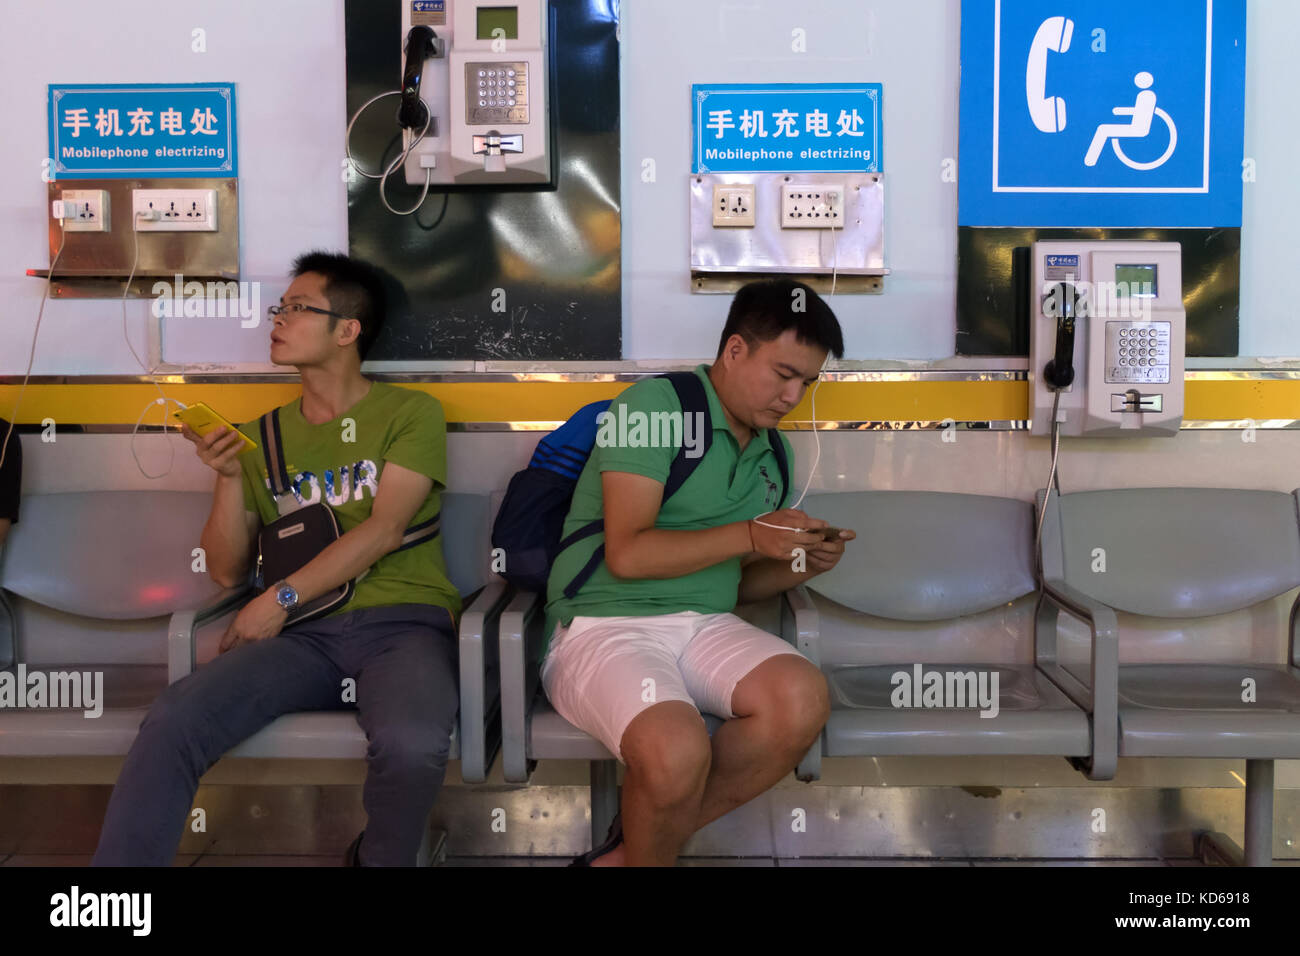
{"left": 543, "top": 279, "right": 855, "bottom": 866}
{"left": 94, "top": 252, "right": 460, "bottom": 867}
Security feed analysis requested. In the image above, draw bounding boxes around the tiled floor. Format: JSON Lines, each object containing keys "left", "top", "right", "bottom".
{"left": 0, "top": 855, "right": 1189, "bottom": 866}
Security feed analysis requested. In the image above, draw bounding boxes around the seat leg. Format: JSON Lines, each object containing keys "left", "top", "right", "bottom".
{"left": 1195, "top": 831, "right": 1244, "bottom": 866}
{"left": 417, "top": 824, "right": 448, "bottom": 867}
{"left": 590, "top": 759, "right": 619, "bottom": 847}
{"left": 1243, "top": 758, "right": 1274, "bottom": 867}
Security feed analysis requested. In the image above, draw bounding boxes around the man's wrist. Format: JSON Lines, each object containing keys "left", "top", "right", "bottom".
{"left": 741, "top": 519, "right": 756, "bottom": 556}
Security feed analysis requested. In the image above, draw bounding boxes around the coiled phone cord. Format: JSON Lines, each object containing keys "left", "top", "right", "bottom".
{"left": 345, "top": 90, "right": 434, "bottom": 217}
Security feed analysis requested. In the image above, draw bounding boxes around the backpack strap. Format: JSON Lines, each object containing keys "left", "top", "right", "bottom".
{"left": 560, "top": 371, "right": 715, "bottom": 601}
{"left": 659, "top": 371, "right": 713, "bottom": 501}
{"left": 560, "top": 519, "right": 606, "bottom": 600}
{"left": 767, "top": 427, "right": 791, "bottom": 509}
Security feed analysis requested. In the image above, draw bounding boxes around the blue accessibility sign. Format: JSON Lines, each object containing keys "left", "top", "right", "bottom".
{"left": 48, "top": 83, "right": 238, "bottom": 180}
{"left": 692, "top": 83, "right": 882, "bottom": 174}
{"left": 958, "top": 0, "right": 1245, "bottom": 227}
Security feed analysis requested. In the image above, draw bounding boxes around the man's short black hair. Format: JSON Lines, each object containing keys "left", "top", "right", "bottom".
{"left": 290, "top": 251, "right": 388, "bottom": 361}
{"left": 715, "top": 279, "right": 845, "bottom": 361}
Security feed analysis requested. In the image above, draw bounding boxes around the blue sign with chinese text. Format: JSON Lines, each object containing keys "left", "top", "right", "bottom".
{"left": 958, "top": 0, "right": 1244, "bottom": 227}
{"left": 48, "top": 83, "right": 238, "bottom": 179}
{"left": 692, "top": 83, "right": 882, "bottom": 174}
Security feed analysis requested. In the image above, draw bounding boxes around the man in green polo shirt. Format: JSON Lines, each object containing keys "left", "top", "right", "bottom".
{"left": 543, "top": 278, "right": 854, "bottom": 866}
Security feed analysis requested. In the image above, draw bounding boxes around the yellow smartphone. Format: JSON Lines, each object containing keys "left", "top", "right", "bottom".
{"left": 172, "top": 402, "right": 258, "bottom": 454}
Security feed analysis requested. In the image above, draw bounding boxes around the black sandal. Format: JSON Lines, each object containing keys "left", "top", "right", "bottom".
{"left": 569, "top": 812, "right": 623, "bottom": 866}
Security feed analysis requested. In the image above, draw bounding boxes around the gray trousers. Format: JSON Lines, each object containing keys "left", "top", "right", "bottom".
{"left": 92, "top": 602, "right": 459, "bottom": 867}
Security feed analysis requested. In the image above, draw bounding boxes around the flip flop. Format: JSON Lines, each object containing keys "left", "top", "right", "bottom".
{"left": 569, "top": 812, "right": 623, "bottom": 866}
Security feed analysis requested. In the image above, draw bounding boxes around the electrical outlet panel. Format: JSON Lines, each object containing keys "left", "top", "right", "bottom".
{"left": 780, "top": 183, "right": 845, "bottom": 229}
{"left": 711, "top": 184, "right": 756, "bottom": 227}
{"left": 131, "top": 189, "right": 219, "bottom": 232}
{"left": 60, "top": 189, "right": 111, "bottom": 232}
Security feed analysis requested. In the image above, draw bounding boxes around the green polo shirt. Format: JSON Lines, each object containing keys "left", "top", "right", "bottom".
{"left": 544, "top": 364, "right": 793, "bottom": 656}
{"left": 235, "top": 381, "right": 461, "bottom": 621}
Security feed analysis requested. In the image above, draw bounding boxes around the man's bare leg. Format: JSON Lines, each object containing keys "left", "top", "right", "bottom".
{"left": 692, "top": 654, "right": 828, "bottom": 830}
{"left": 593, "top": 700, "right": 711, "bottom": 867}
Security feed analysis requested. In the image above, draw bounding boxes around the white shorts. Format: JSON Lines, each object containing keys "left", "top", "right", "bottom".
{"left": 539, "top": 610, "right": 805, "bottom": 763}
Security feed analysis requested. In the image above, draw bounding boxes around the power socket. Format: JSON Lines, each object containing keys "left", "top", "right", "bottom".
{"left": 131, "top": 189, "right": 218, "bottom": 232}
{"left": 60, "top": 189, "right": 111, "bottom": 232}
{"left": 780, "top": 183, "right": 845, "bottom": 228}
{"left": 711, "top": 184, "right": 756, "bottom": 228}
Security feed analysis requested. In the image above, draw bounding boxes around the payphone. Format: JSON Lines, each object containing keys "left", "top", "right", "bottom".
{"left": 398, "top": 0, "right": 553, "bottom": 187}
{"left": 1029, "top": 240, "right": 1185, "bottom": 437}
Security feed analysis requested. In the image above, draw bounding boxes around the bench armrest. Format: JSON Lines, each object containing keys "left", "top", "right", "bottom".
{"left": 167, "top": 584, "right": 257, "bottom": 684}
{"left": 499, "top": 589, "right": 546, "bottom": 783}
{"left": 781, "top": 585, "right": 823, "bottom": 782}
{"left": 1036, "top": 578, "right": 1119, "bottom": 780}
{"left": 780, "top": 585, "right": 822, "bottom": 667}
{"left": 458, "top": 578, "right": 511, "bottom": 783}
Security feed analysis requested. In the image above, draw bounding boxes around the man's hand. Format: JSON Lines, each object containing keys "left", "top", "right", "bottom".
{"left": 180, "top": 423, "right": 246, "bottom": 479}
{"left": 219, "top": 589, "right": 289, "bottom": 654}
{"left": 803, "top": 528, "right": 857, "bottom": 573}
{"left": 748, "top": 508, "right": 826, "bottom": 561}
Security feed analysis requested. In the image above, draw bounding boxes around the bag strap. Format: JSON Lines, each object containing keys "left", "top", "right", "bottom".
{"left": 391, "top": 509, "right": 442, "bottom": 554}
{"left": 257, "top": 405, "right": 441, "bottom": 547}
{"left": 659, "top": 371, "right": 713, "bottom": 501}
{"left": 560, "top": 371, "right": 714, "bottom": 601}
{"left": 259, "top": 408, "right": 293, "bottom": 498}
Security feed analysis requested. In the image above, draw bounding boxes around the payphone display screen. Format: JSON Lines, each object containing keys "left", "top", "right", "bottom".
{"left": 1115, "top": 264, "right": 1157, "bottom": 297}
{"left": 477, "top": 6, "right": 519, "bottom": 39}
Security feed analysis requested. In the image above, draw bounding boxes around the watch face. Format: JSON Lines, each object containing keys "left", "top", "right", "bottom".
{"left": 277, "top": 586, "right": 297, "bottom": 607}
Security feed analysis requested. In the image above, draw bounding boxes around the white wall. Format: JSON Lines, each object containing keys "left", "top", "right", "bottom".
{"left": 0, "top": 0, "right": 348, "bottom": 374}
{"left": 0, "top": 0, "right": 1294, "bottom": 371}
{"left": 618, "top": 0, "right": 1300, "bottom": 361}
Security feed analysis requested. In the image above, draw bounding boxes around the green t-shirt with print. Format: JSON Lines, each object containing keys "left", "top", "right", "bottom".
{"left": 543, "top": 364, "right": 793, "bottom": 656}
{"left": 236, "top": 381, "right": 461, "bottom": 621}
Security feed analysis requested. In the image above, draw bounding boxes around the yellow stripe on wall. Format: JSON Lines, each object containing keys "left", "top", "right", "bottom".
{"left": 0, "top": 379, "right": 1296, "bottom": 426}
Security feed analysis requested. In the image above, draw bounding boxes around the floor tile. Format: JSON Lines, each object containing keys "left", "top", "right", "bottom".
{"left": 778, "top": 858, "right": 971, "bottom": 867}
{"left": 678, "top": 857, "right": 776, "bottom": 867}
{"left": 443, "top": 856, "right": 571, "bottom": 867}
{"left": 190, "top": 855, "right": 340, "bottom": 867}
{"left": 2, "top": 854, "right": 95, "bottom": 866}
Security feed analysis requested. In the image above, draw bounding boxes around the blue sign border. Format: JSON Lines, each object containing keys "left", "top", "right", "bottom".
{"left": 692, "top": 82, "right": 883, "bottom": 174}
{"left": 958, "top": 0, "right": 1245, "bottom": 227}
{"left": 48, "top": 82, "right": 238, "bottom": 180}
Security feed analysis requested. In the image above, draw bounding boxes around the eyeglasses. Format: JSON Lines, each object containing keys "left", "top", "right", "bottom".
{"left": 267, "top": 303, "right": 354, "bottom": 321}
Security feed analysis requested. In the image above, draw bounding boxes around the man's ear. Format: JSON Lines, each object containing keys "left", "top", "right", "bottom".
{"left": 720, "top": 333, "right": 749, "bottom": 366}
{"left": 336, "top": 317, "right": 362, "bottom": 350}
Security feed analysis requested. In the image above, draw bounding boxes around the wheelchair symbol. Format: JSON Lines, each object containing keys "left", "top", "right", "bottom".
{"left": 1084, "top": 71, "right": 1178, "bottom": 171}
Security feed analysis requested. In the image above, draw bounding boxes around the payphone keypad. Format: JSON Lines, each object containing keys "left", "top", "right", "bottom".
{"left": 468, "top": 62, "right": 529, "bottom": 125}
{"left": 1105, "top": 321, "right": 1171, "bottom": 385}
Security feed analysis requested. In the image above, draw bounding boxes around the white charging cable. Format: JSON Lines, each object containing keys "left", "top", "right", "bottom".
{"left": 750, "top": 215, "right": 840, "bottom": 533}
{"left": 0, "top": 215, "right": 69, "bottom": 475}
{"left": 123, "top": 209, "right": 186, "bottom": 479}
{"left": 345, "top": 90, "right": 434, "bottom": 216}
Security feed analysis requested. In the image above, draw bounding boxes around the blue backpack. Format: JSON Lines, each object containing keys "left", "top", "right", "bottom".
{"left": 491, "top": 371, "right": 790, "bottom": 598}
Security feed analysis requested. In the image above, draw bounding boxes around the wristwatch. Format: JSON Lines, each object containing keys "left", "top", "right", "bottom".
{"left": 272, "top": 579, "right": 300, "bottom": 612}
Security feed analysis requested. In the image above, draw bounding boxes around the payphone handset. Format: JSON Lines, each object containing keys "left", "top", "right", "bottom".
{"left": 1029, "top": 241, "right": 1185, "bottom": 437}
{"left": 400, "top": 0, "right": 552, "bottom": 186}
